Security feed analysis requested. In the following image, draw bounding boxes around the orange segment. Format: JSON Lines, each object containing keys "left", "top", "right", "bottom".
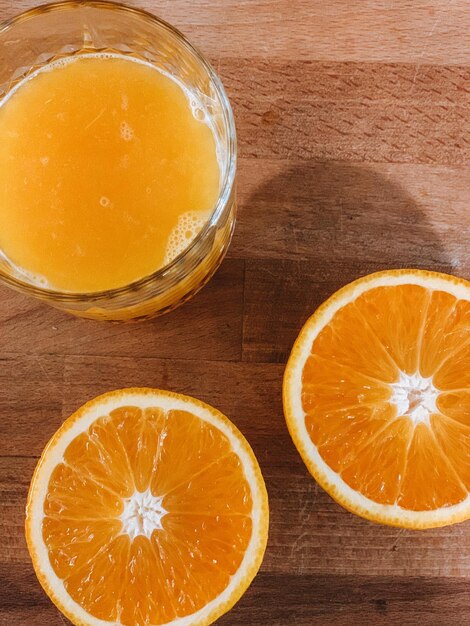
{"left": 306, "top": 404, "right": 396, "bottom": 473}
{"left": 26, "top": 389, "right": 268, "bottom": 626}
{"left": 340, "top": 417, "right": 413, "bottom": 506}
{"left": 354, "top": 284, "right": 429, "bottom": 375}
{"left": 437, "top": 391, "right": 470, "bottom": 426}
{"left": 110, "top": 406, "right": 165, "bottom": 492}
{"left": 151, "top": 530, "right": 209, "bottom": 617}
{"left": 63, "top": 415, "right": 134, "bottom": 497}
{"left": 419, "top": 290, "right": 461, "bottom": 376}
{"left": 434, "top": 340, "right": 470, "bottom": 390}
{"left": 397, "top": 423, "right": 466, "bottom": 510}
{"left": 44, "top": 463, "right": 124, "bottom": 519}
{"left": 431, "top": 414, "right": 470, "bottom": 490}
{"left": 163, "top": 453, "right": 253, "bottom": 516}
{"left": 43, "top": 517, "right": 122, "bottom": 580}
{"left": 421, "top": 295, "right": 470, "bottom": 377}
{"left": 163, "top": 514, "right": 252, "bottom": 576}
{"left": 284, "top": 270, "right": 470, "bottom": 528}
{"left": 150, "top": 409, "right": 232, "bottom": 496}
{"left": 150, "top": 514, "right": 252, "bottom": 620}
{"left": 302, "top": 354, "right": 392, "bottom": 413}
{"left": 119, "top": 535, "right": 170, "bottom": 626}
{"left": 312, "top": 304, "right": 398, "bottom": 382}
{"left": 65, "top": 535, "right": 131, "bottom": 622}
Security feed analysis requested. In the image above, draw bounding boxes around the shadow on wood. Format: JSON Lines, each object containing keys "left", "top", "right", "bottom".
{"left": 217, "top": 572, "right": 469, "bottom": 626}
{"left": 242, "top": 161, "right": 453, "bottom": 362}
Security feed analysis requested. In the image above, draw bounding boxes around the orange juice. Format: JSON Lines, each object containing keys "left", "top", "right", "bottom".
{"left": 0, "top": 54, "right": 220, "bottom": 292}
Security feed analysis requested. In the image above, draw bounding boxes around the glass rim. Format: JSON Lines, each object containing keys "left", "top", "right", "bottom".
{"left": 0, "top": 0, "right": 237, "bottom": 302}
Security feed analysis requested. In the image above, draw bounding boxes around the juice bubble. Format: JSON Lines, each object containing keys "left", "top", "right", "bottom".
{"left": 164, "top": 210, "right": 210, "bottom": 266}
{"left": 120, "top": 121, "right": 134, "bottom": 141}
{"left": 0, "top": 249, "right": 51, "bottom": 288}
{"left": 193, "top": 107, "right": 205, "bottom": 121}
{"left": 121, "top": 93, "right": 129, "bottom": 111}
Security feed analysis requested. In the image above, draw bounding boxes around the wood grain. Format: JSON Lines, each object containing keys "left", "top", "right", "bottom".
{"left": 227, "top": 61, "right": 470, "bottom": 164}
{"left": 0, "top": 1, "right": 469, "bottom": 625}
{"left": 233, "top": 160, "right": 469, "bottom": 266}
{"left": 1, "top": 1, "right": 470, "bottom": 64}
{"left": 0, "top": 260, "right": 244, "bottom": 361}
{"left": 2, "top": 563, "right": 470, "bottom": 626}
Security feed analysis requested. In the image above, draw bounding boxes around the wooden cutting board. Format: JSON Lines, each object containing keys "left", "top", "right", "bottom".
{"left": 0, "top": 1, "right": 469, "bottom": 624}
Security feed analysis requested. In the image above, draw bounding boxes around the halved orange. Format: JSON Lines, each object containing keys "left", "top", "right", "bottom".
{"left": 283, "top": 269, "right": 470, "bottom": 529}
{"left": 26, "top": 389, "right": 269, "bottom": 626}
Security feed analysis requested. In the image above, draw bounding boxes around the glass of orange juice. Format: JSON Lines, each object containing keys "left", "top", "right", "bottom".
{"left": 0, "top": 1, "right": 236, "bottom": 320}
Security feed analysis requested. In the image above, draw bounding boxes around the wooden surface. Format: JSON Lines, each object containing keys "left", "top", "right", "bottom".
{"left": 0, "top": 1, "right": 469, "bottom": 625}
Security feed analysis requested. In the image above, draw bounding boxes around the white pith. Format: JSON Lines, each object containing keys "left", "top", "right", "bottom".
{"left": 120, "top": 489, "right": 167, "bottom": 540}
{"left": 390, "top": 371, "right": 439, "bottom": 426}
{"left": 26, "top": 390, "right": 268, "bottom": 626}
{"left": 284, "top": 271, "right": 470, "bottom": 527}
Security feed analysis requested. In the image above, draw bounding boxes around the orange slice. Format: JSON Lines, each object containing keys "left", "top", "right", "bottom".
{"left": 26, "top": 389, "right": 269, "bottom": 626}
{"left": 283, "top": 269, "right": 470, "bottom": 529}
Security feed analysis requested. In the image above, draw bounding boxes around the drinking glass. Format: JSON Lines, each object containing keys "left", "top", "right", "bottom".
{"left": 0, "top": 1, "right": 236, "bottom": 320}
